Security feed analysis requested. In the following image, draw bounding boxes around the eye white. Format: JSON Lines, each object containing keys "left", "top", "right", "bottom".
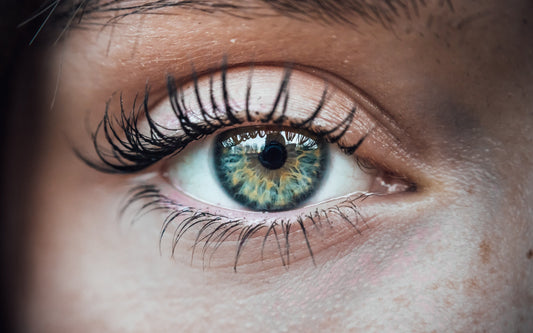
{"left": 166, "top": 134, "right": 374, "bottom": 211}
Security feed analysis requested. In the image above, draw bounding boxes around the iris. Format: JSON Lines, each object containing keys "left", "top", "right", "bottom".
{"left": 213, "top": 127, "right": 329, "bottom": 211}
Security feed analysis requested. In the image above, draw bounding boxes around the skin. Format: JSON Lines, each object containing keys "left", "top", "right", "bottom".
{"left": 22, "top": 0, "right": 533, "bottom": 331}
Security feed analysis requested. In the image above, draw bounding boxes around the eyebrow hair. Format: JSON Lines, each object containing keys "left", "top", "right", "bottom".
{"left": 26, "top": 0, "right": 454, "bottom": 44}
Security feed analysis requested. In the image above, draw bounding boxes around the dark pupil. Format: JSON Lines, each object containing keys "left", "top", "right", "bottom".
{"left": 258, "top": 140, "right": 287, "bottom": 170}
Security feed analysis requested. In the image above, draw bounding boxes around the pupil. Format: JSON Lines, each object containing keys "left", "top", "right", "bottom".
{"left": 258, "top": 140, "right": 287, "bottom": 170}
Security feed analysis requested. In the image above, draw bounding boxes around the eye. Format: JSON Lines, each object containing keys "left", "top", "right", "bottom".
{"left": 167, "top": 126, "right": 377, "bottom": 211}
{"left": 82, "top": 63, "right": 415, "bottom": 272}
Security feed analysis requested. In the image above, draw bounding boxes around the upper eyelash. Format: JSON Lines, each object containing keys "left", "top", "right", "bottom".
{"left": 124, "top": 184, "right": 371, "bottom": 272}
{"left": 77, "top": 61, "right": 368, "bottom": 174}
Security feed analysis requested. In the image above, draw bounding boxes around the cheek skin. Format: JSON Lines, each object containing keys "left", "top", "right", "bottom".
{"left": 26, "top": 129, "right": 529, "bottom": 332}
{"left": 25, "top": 136, "right": 533, "bottom": 331}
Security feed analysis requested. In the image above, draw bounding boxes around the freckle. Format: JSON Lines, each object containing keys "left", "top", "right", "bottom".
{"left": 393, "top": 296, "right": 407, "bottom": 305}
{"left": 478, "top": 240, "right": 491, "bottom": 264}
{"left": 445, "top": 280, "right": 458, "bottom": 290}
{"left": 465, "top": 278, "right": 480, "bottom": 293}
{"left": 527, "top": 249, "right": 533, "bottom": 259}
{"left": 442, "top": 298, "right": 452, "bottom": 307}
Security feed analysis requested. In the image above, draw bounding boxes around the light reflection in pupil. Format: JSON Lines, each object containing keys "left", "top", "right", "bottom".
{"left": 258, "top": 140, "right": 287, "bottom": 170}
{"left": 213, "top": 127, "right": 329, "bottom": 211}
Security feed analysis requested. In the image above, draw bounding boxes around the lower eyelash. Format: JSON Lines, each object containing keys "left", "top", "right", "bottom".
{"left": 123, "top": 184, "right": 372, "bottom": 272}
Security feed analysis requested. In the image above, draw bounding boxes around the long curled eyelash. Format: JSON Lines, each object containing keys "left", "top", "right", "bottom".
{"left": 77, "top": 62, "right": 367, "bottom": 174}
{"left": 124, "top": 184, "right": 371, "bottom": 272}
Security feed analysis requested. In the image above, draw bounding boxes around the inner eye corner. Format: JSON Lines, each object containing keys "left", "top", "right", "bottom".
{"left": 348, "top": 153, "right": 418, "bottom": 196}
{"left": 377, "top": 168, "right": 419, "bottom": 195}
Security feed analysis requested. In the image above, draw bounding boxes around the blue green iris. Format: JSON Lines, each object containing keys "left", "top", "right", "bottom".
{"left": 213, "top": 127, "right": 329, "bottom": 211}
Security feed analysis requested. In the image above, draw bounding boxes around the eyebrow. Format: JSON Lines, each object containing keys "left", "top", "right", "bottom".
{"left": 29, "top": 0, "right": 454, "bottom": 43}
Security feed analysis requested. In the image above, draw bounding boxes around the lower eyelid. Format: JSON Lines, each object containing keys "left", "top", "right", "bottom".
{"left": 123, "top": 178, "right": 417, "bottom": 273}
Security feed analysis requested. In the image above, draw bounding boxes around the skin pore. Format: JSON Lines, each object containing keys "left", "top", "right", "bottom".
{"left": 21, "top": 0, "right": 533, "bottom": 331}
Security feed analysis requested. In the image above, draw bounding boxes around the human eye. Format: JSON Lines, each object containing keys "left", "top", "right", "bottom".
{"left": 80, "top": 61, "right": 417, "bottom": 272}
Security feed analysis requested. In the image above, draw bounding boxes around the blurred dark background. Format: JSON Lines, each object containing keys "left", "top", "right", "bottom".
{"left": 1, "top": 0, "right": 48, "bottom": 331}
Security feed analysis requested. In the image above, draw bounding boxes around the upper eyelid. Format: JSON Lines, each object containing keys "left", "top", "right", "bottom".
{"left": 79, "top": 64, "right": 371, "bottom": 171}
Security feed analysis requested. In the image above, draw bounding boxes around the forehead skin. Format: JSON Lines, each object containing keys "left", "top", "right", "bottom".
{"left": 24, "top": 0, "right": 533, "bottom": 332}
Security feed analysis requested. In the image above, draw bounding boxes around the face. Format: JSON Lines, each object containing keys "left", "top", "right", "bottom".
{"left": 22, "top": 0, "right": 533, "bottom": 331}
